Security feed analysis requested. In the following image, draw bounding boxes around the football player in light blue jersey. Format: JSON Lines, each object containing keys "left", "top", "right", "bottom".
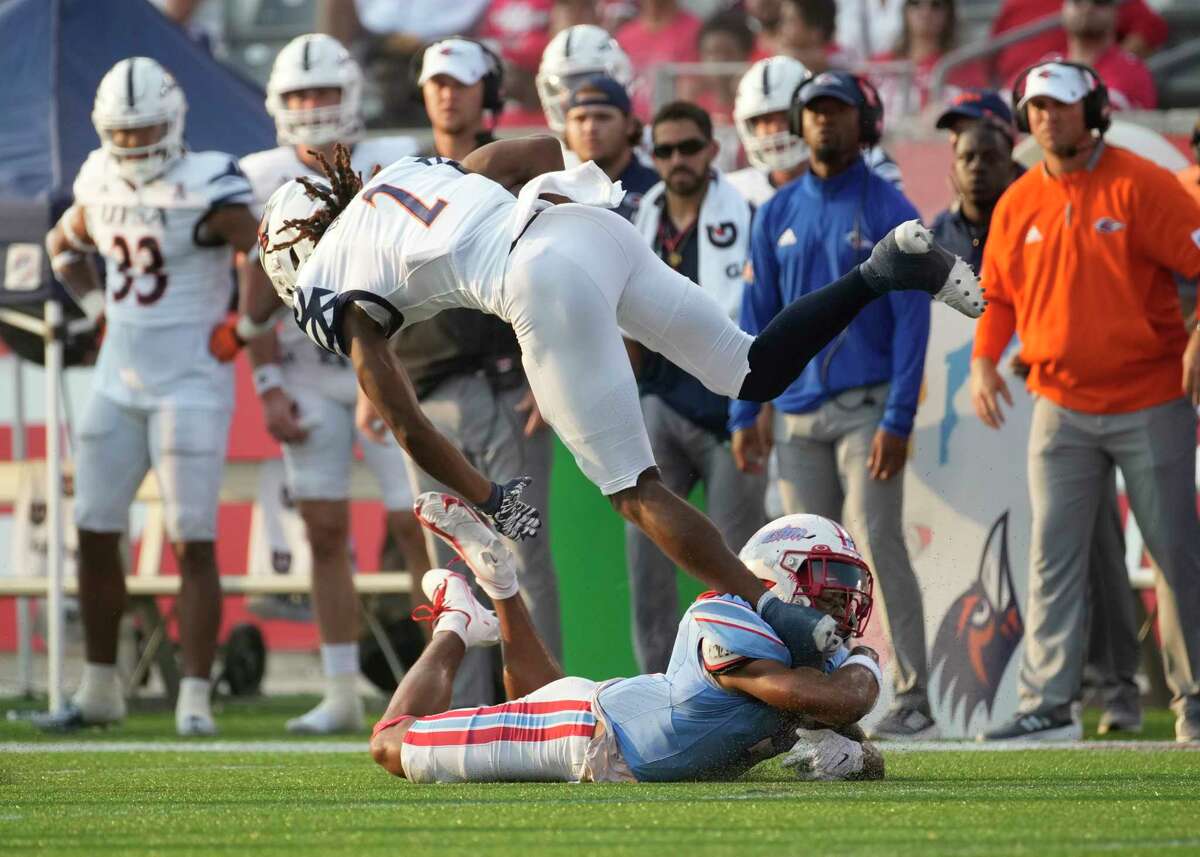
{"left": 370, "top": 493, "right": 885, "bottom": 784}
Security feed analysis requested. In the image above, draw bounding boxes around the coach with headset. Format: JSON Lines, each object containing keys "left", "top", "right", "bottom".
{"left": 730, "top": 70, "right": 937, "bottom": 741}
{"left": 378, "top": 37, "right": 563, "bottom": 705}
{"left": 971, "top": 61, "right": 1200, "bottom": 743}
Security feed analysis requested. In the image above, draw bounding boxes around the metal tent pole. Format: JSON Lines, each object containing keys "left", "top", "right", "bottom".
{"left": 12, "top": 354, "right": 35, "bottom": 696}
{"left": 43, "top": 299, "right": 65, "bottom": 712}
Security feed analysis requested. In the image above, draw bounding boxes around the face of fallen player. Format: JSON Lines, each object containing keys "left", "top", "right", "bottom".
{"left": 652, "top": 118, "right": 717, "bottom": 198}
{"left": 564, "top": 103, "right": 634, "bottom": 173}
{"left": 1026, "top": 95, "right": 1089, "bottom": 159}
{"left": 109, "top": 123, "right": 168, "bottom": 158}
{"left": 422, "top": 73, "right": 486, "bottom": 136}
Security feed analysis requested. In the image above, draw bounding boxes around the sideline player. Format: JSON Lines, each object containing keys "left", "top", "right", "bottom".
{"left": 536, "top": 24, "right": 635, "bottom": 137}
{"left": 238, "top": 33, "right": 428, "bottom": 734}
{"left": 257, "top": 138, "right": 983, "bottom": 659}
{"left": 728, "top": 55, "right": 813, "bottom": 205}
{"left": 371, "top": 495, "right": 885, "bottom": 783}
{"left": 41, "top": 57, "right": 260, "bottom": 735}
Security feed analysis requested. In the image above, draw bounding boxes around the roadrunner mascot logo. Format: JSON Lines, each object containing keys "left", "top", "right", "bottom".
{"left": 930, "top": 511, "right": 1024, "bottom": 726}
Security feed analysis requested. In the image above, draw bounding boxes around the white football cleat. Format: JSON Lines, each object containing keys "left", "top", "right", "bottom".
{"left": 176, "top": 712, "right": 218, "bottom": 737}
{"left": 893, "top": 220, "right": 986, "bottom": 319}
{"left": 415, "top": 569, "right": 500, "bottom": 648}
{"left": 286, "top": 695, "right": 364, "bottom": 735}
{"left": 414, "top": 492, "right": 520, "bottom": 600}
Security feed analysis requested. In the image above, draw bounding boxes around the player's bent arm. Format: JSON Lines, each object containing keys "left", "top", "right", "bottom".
{"left": 199, "top": 204, "right": 260, "bottom": 254}
{"left": 345, "top": 306, "right": 494, "bottom": 504}
{"left": 460, "top": 136, "right": 565, "bottom": 193}
{"left": 45, "top": 206, "right": 103, "bottom": 317}
{"left": 716, "top": 658, "right": 880, "bottom": 728}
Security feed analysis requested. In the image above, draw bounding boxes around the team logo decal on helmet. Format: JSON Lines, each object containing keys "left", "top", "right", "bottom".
{"left": 739, "top": 514, "right": 874, "bottom": 638}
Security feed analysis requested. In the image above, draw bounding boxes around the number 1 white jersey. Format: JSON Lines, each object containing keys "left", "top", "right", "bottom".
{"left": 292, "top": 157, "right": 516, "bottom": 356}
{"left": 73, "top": 148, "right": 254, "bottom": 329}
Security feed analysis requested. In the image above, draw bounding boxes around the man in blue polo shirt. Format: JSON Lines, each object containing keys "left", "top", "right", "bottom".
{"left": 731, "top": 70, "right": 937, "bottom": 740}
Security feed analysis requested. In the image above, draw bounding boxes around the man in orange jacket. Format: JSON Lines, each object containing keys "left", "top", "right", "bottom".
{"left": 970, "top": 61, "right": 1200, "bottom": 743}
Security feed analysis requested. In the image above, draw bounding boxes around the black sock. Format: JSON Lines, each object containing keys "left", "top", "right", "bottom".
{"left": 738, "top": 266, "right": 877, "bottom": 403}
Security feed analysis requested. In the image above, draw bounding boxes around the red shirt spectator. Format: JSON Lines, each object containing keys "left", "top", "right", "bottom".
{"left": 476, "top": 0, "right": 553, "bottom": 129}
{"left": 991, "top": 0, "right": 1167, "bottom": 83}
{"left": 1086, "top": 42, "right": 1156, "bottom": 109}
{"left": 617, "top": 1, "right": 702, "bottom": 119}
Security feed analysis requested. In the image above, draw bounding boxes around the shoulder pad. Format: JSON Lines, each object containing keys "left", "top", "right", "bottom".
{"left": 71, "top": 150, "right": 114, "bottom": 203}
{"left": 187, "top": 151, "right": 254, "bottom": 209}
{"left": 687, "top": 595, "right": 790, "bottom": 669}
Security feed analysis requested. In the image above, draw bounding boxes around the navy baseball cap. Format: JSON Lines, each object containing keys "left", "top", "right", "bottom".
{"left": 797, "top": 71, "right": 864, "bottom": 109}
{"left": 936, "top": 88, "right": 1015, "bottom": 134}
{"left": 566, "top": 75, "right": 632, "bottom": 116}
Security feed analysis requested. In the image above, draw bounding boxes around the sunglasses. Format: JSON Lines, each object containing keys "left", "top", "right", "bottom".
{"left": 652, "top": 138, "right": 708, "bottom": 159}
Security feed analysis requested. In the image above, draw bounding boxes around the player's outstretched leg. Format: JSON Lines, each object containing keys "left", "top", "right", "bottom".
{"left": 859, "top": 220, "right": 984, "bottom": 318}
{"left": 174, "top": 540, "right": 222, "bottom": 737}
{"left": 415, "top": 492, "right": 564, "bottom": 699}
{"left": 370, "top": 568, "right": 498, "bottom": 775}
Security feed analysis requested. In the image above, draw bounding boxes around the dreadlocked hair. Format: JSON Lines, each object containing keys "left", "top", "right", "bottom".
{"left": 269, "top": 143, "right": 362, "bottom": 252}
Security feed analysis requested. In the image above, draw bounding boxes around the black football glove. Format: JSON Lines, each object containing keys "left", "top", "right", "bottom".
{"left": 476, "top": 476, "right": 541, "bottom": 541}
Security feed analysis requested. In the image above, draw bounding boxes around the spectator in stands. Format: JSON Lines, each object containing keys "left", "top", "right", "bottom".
{"left": 971, "top": 61, "right": 1200, "bottom": 743}
{"left": 778, "top": 0, "right": 843, "bottom": 73}
{"left": 478, "top": 0, "right": 554, "bottom": 128}
{"left": 689, "top": 11, "right": 758, "bottom": 125}
{"left": 746, "top": 0, "right": 785, "bottom": 59}
{"left": 562, "top": 76, "right": 659, "bottom": 220}
{"left": 626, "top": 100, "right": 764, "bottom": 672}
{"left": 835, "top": 0, "right": 906, "bottom": 67}
{"left": 239, "top": 34, "right": 429, "bottom": 735}
{"left": 388, "top": 38, "right": 563, "bottom": 705}
{"left": 1057, "top": 0, "right": 1156, "bottom": 110}
{"left": 990, "top": 0, "right": 1167, "bottom": 84}
{"left": 616, "top": 0, "right": 703, "bottom": 120}
{"left": 872, "top": 0, "right": 986, "bottom": 120}
{"left": 318, "top": 0, "right": 491, "bottom": 126}
{"left": 731, "top": 71, "right": 939, "bottom": 740}
{"left": 1180, "top": 119, "right": 1200, "bottom": 210}
{"left": 933, "top": 92, "right": 1145, "bottom": 737}
{"left": 550, "top": 0, "right": 600, "bottom": 32}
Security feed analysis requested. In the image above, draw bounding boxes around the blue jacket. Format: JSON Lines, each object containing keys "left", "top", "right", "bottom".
{"left": 729, "top": 158, "right": 930, "bottom": 437}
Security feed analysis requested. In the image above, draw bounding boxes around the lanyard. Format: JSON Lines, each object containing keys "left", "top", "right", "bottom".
{"left": 656, "top": 214, "right": 697, "bottom": 269}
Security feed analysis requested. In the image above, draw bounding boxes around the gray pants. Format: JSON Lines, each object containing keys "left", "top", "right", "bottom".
{"left": 1020, "top": 396, "right": 1200, "bottom": 718}
{"left": 408, "top": 372, "right": 562, "bottom": 706}
{"left": 773, "top": 384, "right": 930, "bottom": 711}
{"left": 625, "top": 396, "right": 766, "bottom": 673}
{"left": 1083, "top": 476, "right": 1141, "bottom": 712}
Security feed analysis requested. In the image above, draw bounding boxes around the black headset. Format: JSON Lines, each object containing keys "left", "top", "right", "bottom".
{"left": 411, "top": 37, "right": 506, "bottom": 114}
{"left": 788, "top": 70, "right": 884, "bottom": 148}
{"left": 1011, "top": 60, "right": 1110, "bottom": 134}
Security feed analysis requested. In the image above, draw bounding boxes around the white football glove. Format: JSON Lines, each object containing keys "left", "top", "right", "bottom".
{"left": 780, "top": 728, "right": 864, "bottom": 781}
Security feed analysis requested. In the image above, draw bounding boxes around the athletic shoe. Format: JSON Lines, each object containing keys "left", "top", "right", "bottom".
{"left": 246, "top": 593, "right": 314, "bottom": 623}
{"left": 1097, "top": 699, "right": 1143, "bottom": 736}
{"left": 861, "top": 220, "right": 986, "bottom": 319}
{"left": 868, "top": 705, "right": 940, "bottom": 741}
{"left": 176, "top": 713, "right": 218, "bottom": 737}
{"left": 413, "top": 568, "right": 500, "bottom": 648}
{"left": 1176, "top": 713, "right": 1200, "bottom": 744}
{"left": 286, "top": 695, "right": 364, "bottom": 735}
{"left": 978, "top": 711, "right": 1082, "bottom": 742}
{"left": 414, "top": 492, "right": 519, "bottom": 600}
{"left": 30, "top": 703, "right": 120, "bottom": 733}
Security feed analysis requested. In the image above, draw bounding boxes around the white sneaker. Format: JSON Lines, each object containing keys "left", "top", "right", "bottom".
{"left": 177, "top": 712, "right": 218, "bottom": 737}
{"left": 286, "top": 696, "right": 364, "bottom": 735}
{"left": 416, "top": 569, "right": 500, "bottom": 648}
{"left": 414, "top": 492, "right": 519, "bottom": 600}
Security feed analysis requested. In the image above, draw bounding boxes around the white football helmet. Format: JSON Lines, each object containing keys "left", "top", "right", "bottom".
{"left": 91, "top": 57, "right": 187, "bottom": 186}
{"left": 734, "top": 55, "right": 810, "bottom": 173}
{"left": 739, "top": 514, "right": 874, "bottom": 638}
{"left": 266, "top": 33, "right": 364, "bottom": 147}
{"left": 536, "top": 25, "right": 634, "bottom": 133}
{"left": 258, "top": 178, "right": 327, "bottom": 307}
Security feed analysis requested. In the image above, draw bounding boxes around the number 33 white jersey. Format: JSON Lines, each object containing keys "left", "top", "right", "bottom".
{"left": 74, "top": 148, "right": 253, "bottom": 330}
{"left": 292, "top": 157, "right": 516, "bottom": 355}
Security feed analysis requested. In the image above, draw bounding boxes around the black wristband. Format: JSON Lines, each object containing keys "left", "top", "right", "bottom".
{"left": 478, "top": 482, "right": 503, "bottom": 515}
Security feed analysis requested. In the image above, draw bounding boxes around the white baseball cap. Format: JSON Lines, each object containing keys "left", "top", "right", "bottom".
{"left": 418, "top": 39, "right": 492, "bottom": 86}
{"left": 1017, "top": 61, "right": 1095, "bottom": 111}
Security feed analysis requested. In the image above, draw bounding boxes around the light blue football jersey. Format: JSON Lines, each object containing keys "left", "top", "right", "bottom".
{"left": 596, "top": 595, "right": 848, "bottom": 782}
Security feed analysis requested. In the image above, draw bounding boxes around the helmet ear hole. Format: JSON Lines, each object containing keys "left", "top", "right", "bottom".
{"left": 289, "top": 247, "right": 300, "bottom": 267}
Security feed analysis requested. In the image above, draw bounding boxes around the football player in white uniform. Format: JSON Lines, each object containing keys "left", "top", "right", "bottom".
{"left": 371, "top": 496, "right": 885, "bottom": 784}
{"left": 536, "top": 24, "right": 635, "bottom": 166}
{"left": 256, "top": 137, "right": 983, "bottom": 662}
{"left": 238, "top": 34, "right": 426, "bottom": 735}
{"left": 41, "top": 57, "right": 260, "bottom": 735}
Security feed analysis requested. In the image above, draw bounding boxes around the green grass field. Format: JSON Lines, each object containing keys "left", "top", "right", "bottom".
{"left": 3, "top": 698, "right": 1198, "bottom": 857}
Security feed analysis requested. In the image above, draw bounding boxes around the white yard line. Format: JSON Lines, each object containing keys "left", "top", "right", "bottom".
{"left": 0, "top": 739, "right": 1195, "bottom": 754}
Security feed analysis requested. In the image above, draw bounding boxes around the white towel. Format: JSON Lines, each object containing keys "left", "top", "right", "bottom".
{"left": 510, "top": 160, "right": 626, "bottom": 242}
